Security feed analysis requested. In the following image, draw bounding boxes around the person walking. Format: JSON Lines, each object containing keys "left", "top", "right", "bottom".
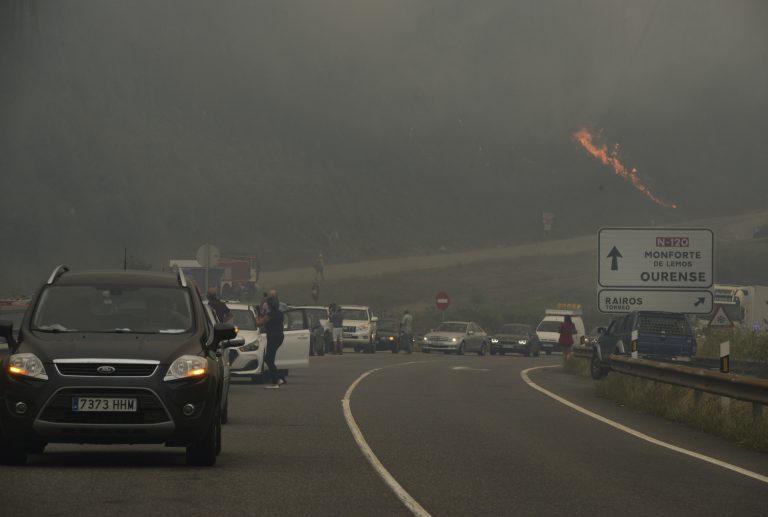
{"left": 330, "top": 304, "right": 344, "bottom": 355}
{"left": 256, "top": 291, "right": 285, "bottom": 389}
{"left": 314, "top": 254, "right": 325, "bottom": 281}
{"left": 400, "top": 310, "right": 413, "bottom": 354}
{"left": 558, "top": 315, "right": 576, "bottom": 362}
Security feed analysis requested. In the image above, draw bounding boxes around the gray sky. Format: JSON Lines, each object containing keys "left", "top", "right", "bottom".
{"left": 1, "top": 0, "right": 766, "bottom": 292}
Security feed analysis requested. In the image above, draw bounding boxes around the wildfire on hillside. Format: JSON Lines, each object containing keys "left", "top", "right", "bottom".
{"left": 573, "top": 128, "right": 677, "bottom": 208}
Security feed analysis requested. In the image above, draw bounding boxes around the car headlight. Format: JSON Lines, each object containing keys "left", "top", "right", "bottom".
{"left": 164, "top": 355, "right": 208, "bottom": 381}
{"left": 7, "top": 353, "right": 48, "bottom": 380}
{"left": 423, "top": 337, "right": 428, "bottom": 342}
{"left": 359, "top": 324, "right": 370, "bottom": 331}
{"left": 451, "top": 337, "right": 457, "bottom": 342}
{"left": 239, "top": 341, "right": 259, "bottom": 352}
{"left": 388, "top": 336, "right": 395, "bottom": 341}
{"left": 490, "top": 338, "right": 499, "bottom": 343}
{"left": 518, "top": 339, "right": 528, "bottom": 345}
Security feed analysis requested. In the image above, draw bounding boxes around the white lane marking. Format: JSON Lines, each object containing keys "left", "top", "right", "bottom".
{"left": 342, "top": 362, "right": 432, "bottom": 517}
{"left": 452, "top": 366, "right": 490, "bottom": 371}
{"left": 521, "top": 365, "right": 768, "bottom": 485}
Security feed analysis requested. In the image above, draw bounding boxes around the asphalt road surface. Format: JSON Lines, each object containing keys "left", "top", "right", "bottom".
{"left": 2, "top": 353, "right": 766, "bottom": 516}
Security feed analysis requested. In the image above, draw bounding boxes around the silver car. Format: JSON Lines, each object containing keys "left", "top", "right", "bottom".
{"left": 421, "top": 321, "right": 488, "bottom": 355}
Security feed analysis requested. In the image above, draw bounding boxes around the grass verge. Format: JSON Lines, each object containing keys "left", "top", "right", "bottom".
{"left": 595, "top": 373, "right": 768, "bottom": 453}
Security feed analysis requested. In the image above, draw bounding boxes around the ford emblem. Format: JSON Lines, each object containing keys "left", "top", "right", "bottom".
{"left": 97, "top": 365, "right": 116, "bottom": 375}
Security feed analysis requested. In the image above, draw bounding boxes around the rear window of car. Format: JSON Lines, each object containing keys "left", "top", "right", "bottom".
{"left": 637, "top": 314, "right": 691, "bottom": 336}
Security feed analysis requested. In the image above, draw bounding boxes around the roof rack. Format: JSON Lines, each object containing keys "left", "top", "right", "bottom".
{"left": 177, "top": 267, "right": 188, "bottom": 288}
{"left": 46, "top": 264, "right": 70, "bottom": 285}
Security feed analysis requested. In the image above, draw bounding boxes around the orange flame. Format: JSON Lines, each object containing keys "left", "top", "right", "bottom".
{"left": 573, "top": 128, "right": 677, "bottom": 208}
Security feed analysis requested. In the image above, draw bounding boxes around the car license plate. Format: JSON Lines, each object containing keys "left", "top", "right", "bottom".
{"left": 343, "top": 333, "right": 355, "bottom": 338}
{"left": 72, "top": 397, "right": 137, "bottom": 412}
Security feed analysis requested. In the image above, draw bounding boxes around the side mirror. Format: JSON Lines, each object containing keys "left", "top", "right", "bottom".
{"left": 221, "top": 337, "right": 245, "bottom": 348}
{"left": 0, "top": 321, "right": 16, "bottom": 347}
{"left": 214, "top": 322, "right": 237, "bottom": 343}
{"left": 371, "top": 316, "right": 378, "bottom": 323}
{"left": 467, "top": 330, "right": 475, "bottom": 335}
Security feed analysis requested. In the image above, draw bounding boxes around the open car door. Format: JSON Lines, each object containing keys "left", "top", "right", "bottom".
{"left": 276, "top": 308, "right": 310, "bottom": 371}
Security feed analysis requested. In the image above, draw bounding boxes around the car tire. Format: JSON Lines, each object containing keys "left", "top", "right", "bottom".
{"left": 524, "top": 348, "right": 531, "bottom": 357}
{"left": 0, "top": 442, "right": 28, "bottom": 465}
{"left": 500, "top": 350, "right": 505, "bottom": 356}
{"left": 591, "top": 354, "right": 608, "bottom": 380}
{"left": 185, "top": 412, "right": 219, "bottom": 466}
{"left": 533, "top": 346, "right": 540, "bottom": 357}
{"left": 458, "top": 342, "right": 465, "bottom": 355}
{"left": 478, "top": 342, "right": 486, "bottom": 356}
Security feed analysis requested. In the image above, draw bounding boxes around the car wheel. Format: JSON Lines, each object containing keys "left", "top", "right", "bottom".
{"left": 186, "top": 411, "right": 219, "bottom": 466}
{"left": 0, "top": 442, "right": 28, "bottom": 465}
{"left": 591, "top": 354, "right": 608, "bottom": 379}
{"left": 524, "top": 347, "right": 531, "bottom": 357}
{"left": 533, "top": 347, "right": 540, "bottom": 357}
{"left": 478, "top": 342, "right": 486, "bottom": 356}
{"left": 500, "top": 350, "right": 506, "bottom": 356}
{"left": 458, "top": 342, "right": 465, "bottom": 355}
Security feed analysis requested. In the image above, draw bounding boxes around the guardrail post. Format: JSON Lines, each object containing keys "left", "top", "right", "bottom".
{"left": 753, "top": 403, "right": 763, "bottom": 422}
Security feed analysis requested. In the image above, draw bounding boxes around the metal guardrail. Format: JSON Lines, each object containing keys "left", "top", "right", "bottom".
{"left": 570, "top": 344, "right": 768, "bottom": 416}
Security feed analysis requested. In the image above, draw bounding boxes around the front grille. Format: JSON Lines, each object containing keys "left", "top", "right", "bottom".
{"left": 39, "top": 388, "right": 170, "bottom": 425}
{"left": 56, "top": 363, "right": 158, "bottom": 377}
{"left": 343, "top": 326, "right": 357, "bottom": 333}
{"left": 432, "top": 336, "right": 451, "bottom": 342}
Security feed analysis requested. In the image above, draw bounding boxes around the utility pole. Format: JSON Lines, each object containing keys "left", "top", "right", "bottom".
{"left": 123, "top": 248, "right": 128, "bottom": 270}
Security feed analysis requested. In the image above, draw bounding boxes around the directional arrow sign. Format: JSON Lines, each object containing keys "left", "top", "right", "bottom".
{"left": 598, "top": 290, "right": 713, "bottom": 314}
{"left": 598, "top": 228, "right": 713, "bottom": 288}
{"left": 607, "top": 246, "right": 623, "bottom": 271}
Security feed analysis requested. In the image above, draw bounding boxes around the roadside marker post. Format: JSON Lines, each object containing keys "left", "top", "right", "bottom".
{"left": 631, "top": 330, "right": 639, "bottom": 359}
{"left": 720, "top": 341, "right": 730, "bottom": 374}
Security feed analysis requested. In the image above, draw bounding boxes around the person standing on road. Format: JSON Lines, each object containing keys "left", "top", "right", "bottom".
{"left": 558, "top": 315, "right": 576, "bottom": 362}
{"left": 330, "top": 304, "right": 344, "bottom": 355}
{"left": 399, "top": 310, "right": 413, "bottom": 354}
{"left": 256, "top": 291, "right": 285, "bottom": 389}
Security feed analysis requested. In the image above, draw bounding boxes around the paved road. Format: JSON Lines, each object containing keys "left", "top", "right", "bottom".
{"left": 2, "top": 353, "right": 766, "bottom": 516}
{"left": 259, "top": 211, "right": 768, "bottom": 286}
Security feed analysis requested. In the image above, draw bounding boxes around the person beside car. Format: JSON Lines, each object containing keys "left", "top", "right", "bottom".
{"left": 256, "top": 291, "right": 285, "bottom": 389}
{"left": 400, "top": 310, "right": 413, "bottom": 354}
{"left": 330, "top": 304, "right": 344, "bottom": 355}
{"left": 207, "top": 287, "right": 232, "bottom": 322}
{"left": 558, "top": 315, "right": 575, "bottom": 362}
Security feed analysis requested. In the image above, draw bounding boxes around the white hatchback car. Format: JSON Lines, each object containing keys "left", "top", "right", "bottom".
{"left": 225, "top": 303, "right": 311, "bottom": 383}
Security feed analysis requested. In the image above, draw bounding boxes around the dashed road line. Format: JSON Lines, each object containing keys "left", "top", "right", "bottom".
{"left": 521, "top": 365, "right": 768, "bottom": 485}
{"left": 342, "top": 362, "right": 432, "bottom": 517}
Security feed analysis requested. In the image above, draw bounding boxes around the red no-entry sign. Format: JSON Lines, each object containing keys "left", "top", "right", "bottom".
{"left": 435, "top": 291, "right": 451, "bottom": 311}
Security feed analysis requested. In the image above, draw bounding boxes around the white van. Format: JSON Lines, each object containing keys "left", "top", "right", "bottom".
{"left": 535, "top": 309, "right": 586, "bottom": 355}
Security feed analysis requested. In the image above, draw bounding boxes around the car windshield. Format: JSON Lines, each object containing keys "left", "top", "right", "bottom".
{"left": 341, "top": 308, "right": 368, "bottom": 321}
{"left": 377, "top": 319, "right": 398, "bottom": 331}
{"left": 638, "top": 314, "right": 692, "bottom": 336}
{"left": 499, "top": 324, "right": 530, "bottom": 334}
{"left": 435, "top": 322, "right": 467, "bottom": 333}
{"left": 31, "top": 285, "right": 194, "bottom": 334}
{"left": 231, "top": 309, "right": 257, "bottom": 331}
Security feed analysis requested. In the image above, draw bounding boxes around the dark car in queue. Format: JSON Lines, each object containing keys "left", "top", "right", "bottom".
{"left": 0, "top": 266, "right": 241, "bottom": 466}
{"left": 375, "top": 318, "right": 400, "bottom": 352}
{"left": 590, "top": 311, "right": 697, "bottom": 379}
{"left": 490, "top": 323, "right": 541, "bottom": 356}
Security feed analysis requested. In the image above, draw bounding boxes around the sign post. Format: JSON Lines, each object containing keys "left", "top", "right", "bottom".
{"left": 597, "top": 228, "right": 713, "bottom": 314}
{"left": 435, "top": 291, "right": 451, "bottom": 321}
